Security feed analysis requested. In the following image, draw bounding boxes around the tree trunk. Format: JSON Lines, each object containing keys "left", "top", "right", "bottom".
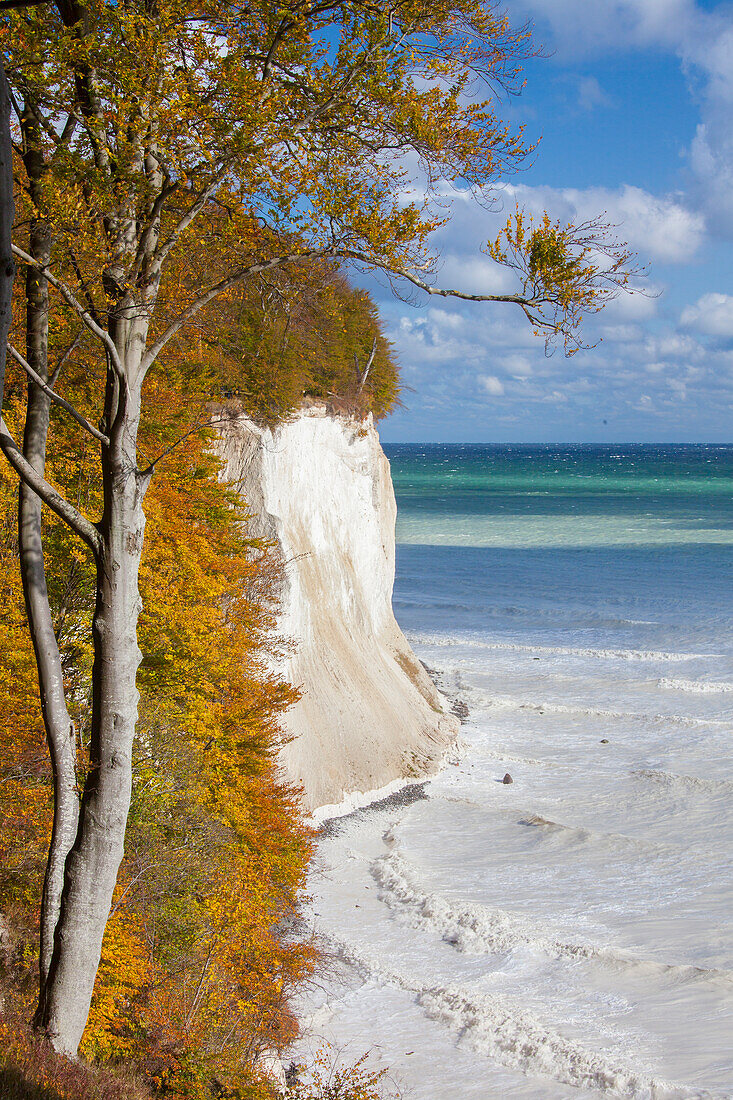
{"left": 0, "top": 62, "right": 15, "bottom": 406}
{"left": 19, "top": 219, "right": 80, "bottom": 1014}
{"left": 40, "top": 350, "right": 148, "bottom": 1054}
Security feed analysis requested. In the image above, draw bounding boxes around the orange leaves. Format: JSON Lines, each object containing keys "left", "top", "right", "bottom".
{"left": 82, "top": 906, "right": 153, "bottom": 1062}
{"left": 1, "top": 354, "right": 314, "bottom": 1092}
{"left": 59, "top": 373, "right": 317, "bottom": 1089}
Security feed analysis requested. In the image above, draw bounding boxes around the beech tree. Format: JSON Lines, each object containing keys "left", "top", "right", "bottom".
{"left": 1, "top": 0, "right": 636, "bottom": 1057}
{"left": 0, "top": 363, "right": 315, "bottom": 1091}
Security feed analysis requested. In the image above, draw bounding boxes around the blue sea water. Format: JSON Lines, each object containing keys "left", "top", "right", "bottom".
{"left": 388, "top": 444, "right": 733, "bottom": 657}
{"left": 300, "top": 444, "right": 733, "bottom": 1099}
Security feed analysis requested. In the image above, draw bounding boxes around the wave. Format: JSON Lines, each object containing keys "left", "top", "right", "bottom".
{"left": 398, "top": 602, "right": 661, "bottom": 628}
{"left": 631, "top": 769, "right": 733, "bottom": 796}
{"left": 371, "top": 850, "right": 733, "bottom": 987}
{"left": 657, "top": 678, "right": 733, "bottom": 694}
{"left": 469, "top": 690, "right": 728, "bottom": 728}
{"left": 476, "top": 748, "right": 567, "bottom": 768}
{"left": 407, "top": 631, "right": 717, "bottom": 663}
{"left": 516, "top": 814, "right": 662, "bottom": 856}
{"left": 318, "top": 926, "right": 715, "bottom": 1099}
{"left": 418, "top": 986, "right": 706, "bottom": 1099}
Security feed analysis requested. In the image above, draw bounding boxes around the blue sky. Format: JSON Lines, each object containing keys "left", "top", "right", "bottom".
{"left": 370, "top": 0, "right": 733, "bottom": 443}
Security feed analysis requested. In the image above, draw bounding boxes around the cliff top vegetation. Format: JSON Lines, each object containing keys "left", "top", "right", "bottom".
{"left": 181, "top": 258, "right": 400, "bottom": 425}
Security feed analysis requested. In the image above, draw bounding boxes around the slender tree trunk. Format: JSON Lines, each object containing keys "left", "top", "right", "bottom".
{"left": 39, "top": 321, "right": 149, "bottom": 1052}
{"left": 0, "top": 62, "right": 15, "bottom": 405}
{"left": 20, "top": 220, "right": 81, "bottom": 1015}
{"left": 20, "top": 101, "right": 81, "bottom": 1008}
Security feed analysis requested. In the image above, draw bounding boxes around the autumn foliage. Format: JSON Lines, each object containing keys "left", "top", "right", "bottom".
{"left": 0, "top": 344, "right": 317, "bottom": 1095}
{"left": 191, "top": 263, "right": 400, "bottom": 425}
{"left": 0, "top": 0, "right": 639, "bottom": 1086}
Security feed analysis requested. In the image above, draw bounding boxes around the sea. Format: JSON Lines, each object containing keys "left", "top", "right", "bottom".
{"left": 294, "top": 444, "right": 733, "bottom": 1100}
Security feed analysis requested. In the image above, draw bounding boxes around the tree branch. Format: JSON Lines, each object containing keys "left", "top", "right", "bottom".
{"left": 0, "top": 417, "right": 102, "bottom": 553}
{"left": 11, "top": 245, "right": 124, "bottom": 375}
{"left": 342, "top": 249, "right": 539, "bottom": 306}
{"left": 67, "top": 248, "right": 103, "bottom": 329}
{"left": 7, "top": 343, "right": 110, "bottom": 445}
{"left": 138, "top": 414, "right": 238, "bottom": 477}
{"left": 154, "top": 165, "right": 230, "bottom": 269}
{"left": 50, "top": 330, "right": 83, "bottom": 386}
{"left": 356, "top": 336, "right": 377, "bottom": 393}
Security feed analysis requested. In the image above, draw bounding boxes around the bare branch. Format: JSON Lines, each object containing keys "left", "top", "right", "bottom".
{"left": 356, "top": 336, "right": 377, "bottom": 393}
{"left": 341, "top": 248, "right": 537, "bottom": 305}
{"left": 11, "top": 245, "right": 124, "bottom": 375}
{"left": 50, "top": 331, "right": 83, "bottom": 386}
{"left": 7, "top": 343, "right": 110, "bottom": 445}
{"left": 138, "top": 415, "right": 234, "bottom": 477}
{"left": 0, "top": 417, "right": 102, "bottom": 553}
{"left": 51, "top": 111, "right": 78, "bottom": 159}
{"left": 131, "top": 178, "right": 177, "bottom": 284}
{"left": 68, "top": 249, "right": 103, "bottom": 329}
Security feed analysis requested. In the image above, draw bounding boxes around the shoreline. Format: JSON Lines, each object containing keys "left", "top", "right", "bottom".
{"left": 309, "top": 668, "right": 470, "bottom": 831}
{"left": 314, "top": 779, "right": 431, "bottom": 836}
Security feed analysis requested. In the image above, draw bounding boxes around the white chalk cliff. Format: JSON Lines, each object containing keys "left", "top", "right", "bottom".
{"left": 215, "top": 404, "right": 458, "bottom": 812}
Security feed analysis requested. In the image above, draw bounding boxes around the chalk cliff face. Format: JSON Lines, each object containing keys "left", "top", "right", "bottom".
{"left": 215, "top": 404, "right": 458, "bottom": 812}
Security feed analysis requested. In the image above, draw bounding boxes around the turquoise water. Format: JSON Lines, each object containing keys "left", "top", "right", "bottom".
{"left": 386, "top": 444, "right": 733, "bottom": 547}
{"left": 387, "top": 445, "right": 733, "bottom": 657}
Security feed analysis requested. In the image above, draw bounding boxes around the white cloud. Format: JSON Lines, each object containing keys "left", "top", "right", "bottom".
{"left": 506, "top": 183, "right": 704, "bottom": 264}
{"left": 602, "top": 287, "right": 661, "bottom": 323}
{"left": 510, "top": 0, "right": 694, "bottom": 58}
{"left": 500, "top": 353, "right": 534, "bottom": 377}
{"left": 598, "top": 323, "right": 643, "bottom": 344}
{"left": 479, "top": 375, "right": 505, "bottom": 396}
{"left": 577, "top": 76, "right": 613, "bottom": 111}
{"left": 437, "top": 256, "right": 515, "bottom": 297}
{"left": 641, "top": 331, "right": 706, "bottom": 362}
{"left": 424, "top": 308, "right": 465, "bottom": 331}
{"left": 680, "top": 293, "right": 733, "bottom": 338}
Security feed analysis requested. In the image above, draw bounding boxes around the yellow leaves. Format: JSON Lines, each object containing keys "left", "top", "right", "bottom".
{"left": 35, "top": 373, "right": 313, "bottom": 1085}
{"left": 8, "top": 0, "right": 542, "bottom": 309}
{"left": 1, "top": 340, "right": 313, "bottom": 1088}
{"left": 488, "top": 205, "right": 641, "bottom": 354}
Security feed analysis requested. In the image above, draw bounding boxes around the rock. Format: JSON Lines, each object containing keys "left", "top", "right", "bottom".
{"left": 502, "top": 773, "right": 513, "bottom": 784}
{"left": 451, "top": 698, "right": 470, "bottom": 722}
{"left": 285, "top": 1062, "right": 301, "bottom": 1088}
{"left": 215, "top": 403, "right": 459, "bottom": 811}
{"left": 600, "top": 738, "right": 609, "bottom": 744}
{"left": 256, "top": 1050, "right": 287, "bottom": 1090}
